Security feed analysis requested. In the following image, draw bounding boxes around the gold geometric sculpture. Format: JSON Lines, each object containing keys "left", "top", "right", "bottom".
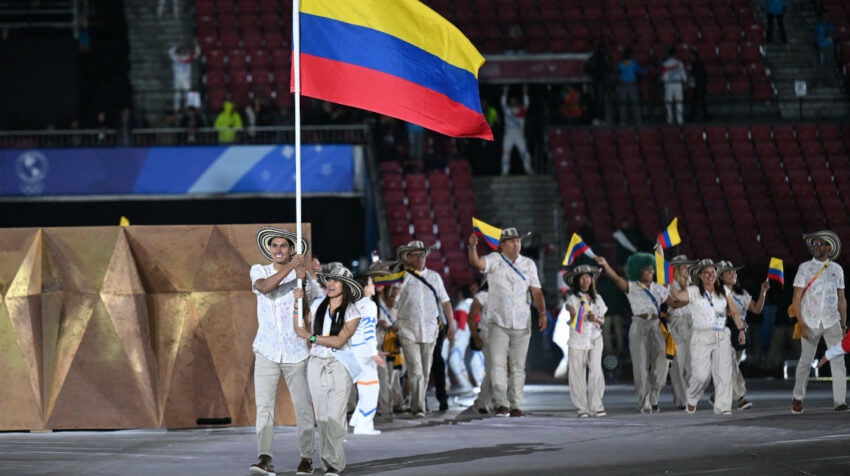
{"left": 0, "top": 224, "right": 311, "bottom": 430}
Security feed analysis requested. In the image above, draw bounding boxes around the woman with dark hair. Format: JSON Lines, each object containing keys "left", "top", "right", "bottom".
{"left": 563, "top": 265, "right": 608, "bottom": 417}
{"left": 668, "top": 259, "right": 746, "bottom": 415}
{"left": 717, "top": 261, "right": 770, "bottom": 411}
{"left": 293, "top": 266, "right": 363, "bottom": 476}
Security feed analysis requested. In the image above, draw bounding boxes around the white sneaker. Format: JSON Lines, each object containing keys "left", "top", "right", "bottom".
{"left": 353, "top": 427, "right": 382, "bottom": 435}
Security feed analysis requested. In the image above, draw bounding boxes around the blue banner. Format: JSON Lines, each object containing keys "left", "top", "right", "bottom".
{"left": 0, "top": 145, "right": 356, "bottom": 197}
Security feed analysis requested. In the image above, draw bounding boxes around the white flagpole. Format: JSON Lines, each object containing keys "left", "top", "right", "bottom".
{"left": 293, "top": 0, "right": 303, "bottom": 326}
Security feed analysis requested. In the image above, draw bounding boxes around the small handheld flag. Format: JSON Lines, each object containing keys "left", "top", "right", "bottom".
{"left": 570, "top": 302, "right": 585, "bottom": 333}
{"left": 119, "top": 216, "right": 130, "bottom": 227}
{"left": 657, "top": 218, "right": 681, "bottom": 249}
{"left": 562, "top": 233, "right": 595, "bottom": 266}
{"left": 373, "top": 270, "right": 405, "bottom": 286}
{"left": 655, "top": 251, "right": 674, "bottom": 285}
{"left": 472, "top": 217, "right": 502, "bottom": 250}
{"left": 768, "top": 257, "right": 784, "bottom": 288}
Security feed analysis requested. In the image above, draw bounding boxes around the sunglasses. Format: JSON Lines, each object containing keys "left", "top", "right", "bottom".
{"left": 811, "top": 241, "right": 828, "bottom": 247}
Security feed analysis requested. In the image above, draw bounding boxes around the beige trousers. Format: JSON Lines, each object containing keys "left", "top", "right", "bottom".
{"left": 668, "top": 315, "right": 693, "bottom": 408}
{"left": 687, "top": 328, "right": 734, "bottom": 414}
{"left": 253, "top": 353, "right": 315, "bottom": 460}
{"left": 489, "top": 324, "right": 532, "bottom": 409}
{"left": 731, "top": 349, "right": 747, "bottom": 399}
{"left": 568, "top": 335, "right": 605, "bottom": 415}
{"left": 629, "top": 317, "right": 669, "bottom": 410}
{"left": 307, "top": 356, "right": 352, "bottom": 472}
{"left": 399, "top": 337, "right": 437, "bottom": 414}
{"left": 793, "top": 322, "right": 846, "bottom": 406}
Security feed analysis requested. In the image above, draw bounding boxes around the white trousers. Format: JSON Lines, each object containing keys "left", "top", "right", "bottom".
{"left": 399, "top": 337, "right": 436, "bottom": 414}
{"left": 501, "top": 128, "right": 533, "bottom": 174}
{"left": 664, "top": 83, "right": 684, "bottom": 124}
{"left": 629, "top": 317, "right": 669, "bottom": 411}
{"left": 253, "top": 353, "right": 315, "bottom": 460}
{"left": 447, "top": 326, "right": 472, "bottom": 388}
{"left": 668, "top": 315, "right": 693, "bottom": 408}
{"left": 350, "top": 355, "right": 379, "bottom": 431}
{"left": 793, "top": 322, "right": 846, "bottom": 406}
{"left": 489, "top": 324, "right": 531, "bottom": 409}
{"left": 472, "top": 327, "right": 493, "bottom": 411}
{"left": 568, "top": 336, "right": 605, "bottom": 415}
{"left": 470, "top": 347, "right": 486, "bottom": 386}
{"left": 307, "top": 356, "right": 352, "bottom": 472}
{"left": 687, "top": 328, "right": 734, "bottom": 414}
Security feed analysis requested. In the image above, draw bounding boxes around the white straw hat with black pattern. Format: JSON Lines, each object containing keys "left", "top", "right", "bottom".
{"left": 396, "top": 240, "right": 436, "bottom": 267}
{"left": 316, "top": 265, "right": 364, "bottom": 302}
{"left": 802, "top": 230, "right": 841, "bottom": 261}
{"left": 689, "top": 258, "right": 718, "bottom": 282}
{"left": 256, "top": 226, "right": 310, "bottom": 261}
{"left": 562, "top": 264, "right": 603, "bottom": 287}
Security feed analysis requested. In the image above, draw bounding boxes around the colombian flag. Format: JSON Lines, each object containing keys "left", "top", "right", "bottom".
{"left": 373, "top": 270, "right": 405, "bottom": 286}
{"left": 294, "top": 0, "right": 493, "bottom": 139}
{"left": 472, "top": 217, "right": 501, "bottom": 250}
{"left": 768, "top": 257, "right": 784, "bottom": 287}
{"left": 562, "top": 233, "right": 593, "bottom": 266}
{"left": 570, "top": 303, "right": 585, "bottom": 333}
{"left": 657, "top": 218, "right": 681, "bottom": 249}
{"left": 655, "top": 251, "right": 674, "bottom": 284}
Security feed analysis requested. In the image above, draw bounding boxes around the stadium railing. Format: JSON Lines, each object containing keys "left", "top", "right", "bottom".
{"left": 0, "top": 125, "right": 371, "bottom": 149}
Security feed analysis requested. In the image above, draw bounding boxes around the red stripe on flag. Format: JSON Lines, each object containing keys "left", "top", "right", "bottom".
{"left": 296, "top": 53, "right": 493, "bottom": 140}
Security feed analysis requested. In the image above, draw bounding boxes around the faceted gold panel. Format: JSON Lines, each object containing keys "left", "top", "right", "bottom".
{"left": 0, "top": 224, "right": 310, "bottom": 430}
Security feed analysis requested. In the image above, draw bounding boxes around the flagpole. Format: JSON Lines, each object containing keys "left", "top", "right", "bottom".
{"left": 293, "top": 0, "right": 303, "bottom": 326}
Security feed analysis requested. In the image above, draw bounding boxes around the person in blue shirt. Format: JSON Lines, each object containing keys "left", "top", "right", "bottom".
{"left": 617, "top": 48, "right": 645, "bottom": 124}
{"left": 763, "top": 0, "right": 787, "bottom": 44}
{"left": 815, "top": 11, "right": 839, "bottom": 85}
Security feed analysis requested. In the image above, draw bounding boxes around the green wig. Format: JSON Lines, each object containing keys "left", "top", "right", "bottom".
{"left": 626, "top": 252, "right": 655, "bottom": 281}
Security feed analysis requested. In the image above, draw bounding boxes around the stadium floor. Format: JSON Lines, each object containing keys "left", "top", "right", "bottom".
{"left": 1, "top": 380, "right": 848, "bottom": 475}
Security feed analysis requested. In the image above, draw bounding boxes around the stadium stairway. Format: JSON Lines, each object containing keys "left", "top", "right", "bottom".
{"left": 758, "top": 0, "right": 850, "bottom": 118}
{"left": 125, "top": 0, "right": 199, "bottom": 124}
{"left": 473, "top": 175, "right": 564, "bottom": 300}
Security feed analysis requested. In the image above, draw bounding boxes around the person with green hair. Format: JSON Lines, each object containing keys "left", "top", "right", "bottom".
{"left": 597, "top": 253, "right": 679, "bottom": 413}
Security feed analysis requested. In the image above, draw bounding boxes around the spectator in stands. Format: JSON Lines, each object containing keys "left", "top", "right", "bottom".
{"left": 179, "top": 106, "right": 206, "bottom": 144}
{"left": 763, "top": 0, "right": 787, "bottom": 44}
{"left": 468, "top": 228, "right": 547, "bottom": 417}
{"left": 393, "top": 241, "right": 455, "bottom": 417}
{"left": 560, "top": 84, "right": 584, "bottom": 123}
{"left": 617, "top": 48, "right": 645, "bottom": 124}
{"left": 500, "top": 85, "right": 534, "bottom": 176}
{"left": 244, "top": 98, "right": 271, "bottom": 142}
{"left": 375, "top": 115, "right": 407, "bottom": 162}
{"left": 613, "top": 218, "right": 653, "bottom": 267}
{"left": 157, "top": 0, "right": 180, "bottom": 19}
{"left": 688, "top": 50, "right": 709, "bottom": 122}
{"left": 406, "top": 122, "right": 425, "bottom": 161}
{"left": 507, "top": 24, "right": 526, "bottom": 53}
{"left": 168, "top": 40, "right": 200, "bottom": 112}
{"left": 214, "top": 100, "right": 243, "bottom": 144}
{"left": 585, "top": 41, "right": 613, "bottom": 124}
{"left": 155, "top": 111, "right": 179, "bottom": 145}
{"left": 69, "top": 119, "right": 82, "bottom": 147}
{"left": 116, "top": 107, "right": 136, "bottom": 146}
{"left": 814, "top": 12, "right": 839, "bottom": 86}
{"left": 94, "top": 110, "right": 109, "bottom": 146}
{"left": 661, "top": 47, "right": 686, "bottom": 125}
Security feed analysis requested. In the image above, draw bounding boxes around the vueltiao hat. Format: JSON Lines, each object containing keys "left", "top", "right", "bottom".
{"left": 802, "top": 230, "right": 841, "bottom": 260}
{"left": 562, "top": 264, "right": 603, "bottom": 287}
{"left": 396, "top": 240, "right": 436, "bottom": 267}
{"left": 500, "top": 227, "right": 521, "bottom": 241}
{"left": 670, "top": 254, "right": 697, "bottom": 266}
{"left": 689, "top": 258, "right": 718, "bottom": 282}
{"left": 716, "top": 260, "right": 744, "bottom": 276}
{"left": 316, "top": 265, "right": 364, "bottom": 302}
{"left": 256, "top": 226, "right": 309, "bottom": 261}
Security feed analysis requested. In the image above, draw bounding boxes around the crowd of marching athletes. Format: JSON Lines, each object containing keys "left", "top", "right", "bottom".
{"left": 245, "top": 222, "right": 848, "bottom": 476}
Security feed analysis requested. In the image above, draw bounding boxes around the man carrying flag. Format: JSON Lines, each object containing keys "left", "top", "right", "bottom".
{"left": 468, "top": 227, "right": 547, "bottom": 417}
{"left": 791, "top": 230, "right": 847, "bottom": 414}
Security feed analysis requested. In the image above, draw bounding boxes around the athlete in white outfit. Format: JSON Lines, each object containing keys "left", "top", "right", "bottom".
{"left": 660, "top": 48, "right": 686, "bottom": 125}
{"left": 168, "top": 41, "right": 200, "bottom": 112}
{"left": 500, "top": 84, "right": 534, "bottom": 176}
{"left": 350, "top": 275, "right": 387, "bottom": 435}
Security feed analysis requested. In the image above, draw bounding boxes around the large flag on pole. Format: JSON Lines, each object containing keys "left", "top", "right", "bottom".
{"left": 293, "top": 0, "right": 493, "bottom": 140}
